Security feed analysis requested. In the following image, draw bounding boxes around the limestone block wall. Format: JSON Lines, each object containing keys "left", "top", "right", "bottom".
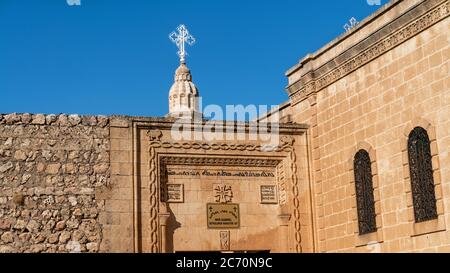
{"left": 99, "top": 117, "right": 134, "bottom": 253}
{"left": 286, "top": 0, "right": 450, "bottom": 252}
{"left": 0, "top": 113, "right": 110, "bottom": 253}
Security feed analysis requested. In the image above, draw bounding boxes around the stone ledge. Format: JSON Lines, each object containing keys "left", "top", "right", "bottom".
{"left": 0, "top": 113, "right": 109, "bottom": 127}
{"left": 285, "top": 0, "right": 449, "bottom": 105}
{"left": 412, "top": 217, "right": 446, "bottom": 237}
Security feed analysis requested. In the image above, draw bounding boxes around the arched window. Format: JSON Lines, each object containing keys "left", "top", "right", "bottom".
{"left": 173, "top": 95, "right": 177, "bottom": 108}
{"left": 354, "top": 150, "right": 377, "bottom": 235}
{"left": 408, "top": 127, "right": 437, "bottom": 223}
{"left": 180, "top": 94, "right": 186, "bottom": 106}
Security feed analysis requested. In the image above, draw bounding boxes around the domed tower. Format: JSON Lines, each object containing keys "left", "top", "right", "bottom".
{"left": 168, "top": 24, "right": 202, "bottom": 119}
{"left": 168, "top": 62, "right": 201, "bottom": 119}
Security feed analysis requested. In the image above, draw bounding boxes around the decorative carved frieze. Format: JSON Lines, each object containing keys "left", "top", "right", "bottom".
{"left": 287, "top": 0, "right": 450, "bottom": 105}
{"left": 161, "top": 156, "right": 280, "bottom": 167}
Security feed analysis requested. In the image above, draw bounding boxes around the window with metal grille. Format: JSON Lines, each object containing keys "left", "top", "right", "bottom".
{"left": 408, "top": 127, "right": 438, "bottom": 223}
{"left": 354, "top": 150, "right": 377, "bottom": 235}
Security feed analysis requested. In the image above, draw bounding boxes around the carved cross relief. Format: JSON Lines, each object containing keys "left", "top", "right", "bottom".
{"left": 214, "top": 184, "right": 233, "bottom": 204}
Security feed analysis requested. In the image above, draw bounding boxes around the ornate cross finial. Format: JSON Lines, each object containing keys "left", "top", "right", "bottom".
{"left": 169, "top": 24, "right": 196, "bottom": 64}
{"left": 344, "top": 17, "right": 359, "bottom": 32}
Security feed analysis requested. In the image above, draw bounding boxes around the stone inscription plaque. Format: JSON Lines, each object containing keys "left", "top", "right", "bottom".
{"left": 167, "top": 184, "right": 184, "bottom": 203}
{"left": 260, "top": 185, "right": 278, "bottom": 204}
{"left": 207, "top": 203, "right": 240, "bottom": 229}
{"left": 168, "top": 169, "right": 275, "bottom": 178}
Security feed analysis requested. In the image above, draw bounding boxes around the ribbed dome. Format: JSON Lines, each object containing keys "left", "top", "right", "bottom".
{"left": 175, "top": 63, "right": 191, "bottom": 81}
{"left": 169, "top": 80, "right": 199, "bottom": 97}
{"left": 168, "top": 63, "right": 201, "bottom": 118}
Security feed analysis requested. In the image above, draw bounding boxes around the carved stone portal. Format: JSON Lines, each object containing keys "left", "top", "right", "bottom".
{"left": 146, "top": 129, "right": 302, "bottom": 253}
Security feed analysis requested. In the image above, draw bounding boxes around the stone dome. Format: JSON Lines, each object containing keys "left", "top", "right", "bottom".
{"left": 175, "top": 63, "right": 191, "bottom": 79}
{"left": 168, "top": 63, "right": 201, "bottom": 119}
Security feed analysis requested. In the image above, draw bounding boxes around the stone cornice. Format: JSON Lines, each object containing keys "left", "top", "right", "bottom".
{"left": 0, "top": 113, "right": 109, "bottom": 127}
{"left": 129, "top": 118, "right": 308, "bottom": 135}
{"left": 160, "top": 156, "right": 281, "bottom": 168}
{"left": 285, "top": 0, "right": 404, "bottom": 77}
{"left": 148, "top": 129, "right": 296, "bottom": 153}
{"left": 286, "top": 0, "right": 449, "bottom": 106}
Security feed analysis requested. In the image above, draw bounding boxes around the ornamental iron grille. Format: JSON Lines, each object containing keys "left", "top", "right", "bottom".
{"left": 354, "top": 150, "right": 377, "bottom": 235}
{"left": 408, "top": 127, "right": 438, "bottom": 223}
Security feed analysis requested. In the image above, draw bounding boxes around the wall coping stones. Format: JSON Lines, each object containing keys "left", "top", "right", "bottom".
{"left": 0, "top": 113, "right": 109, "bottom": 128}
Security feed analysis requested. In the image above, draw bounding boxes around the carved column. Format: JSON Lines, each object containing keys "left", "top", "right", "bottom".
{"left": 278, "top": 213, "right": 291, "bottom": 252}
{"left": 147, "top": 130, "right": 163, "bottom": 253}
{"left": 159, "top": 212, "right": 171, "bottom": 253}
{"left": 280, "top": 136, "right": 302, "bottom": 253}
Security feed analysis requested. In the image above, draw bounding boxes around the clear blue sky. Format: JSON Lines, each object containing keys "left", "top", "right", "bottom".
{"left": 0, "top": 0, "right": 388, "bottom": 117}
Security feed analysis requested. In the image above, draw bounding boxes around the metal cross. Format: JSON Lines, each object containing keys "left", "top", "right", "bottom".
{"left": 344, "top": 17, "right": 359, "bottom": 32}
{"left": 169, "top": 24, "right": 196, "bottom": 64}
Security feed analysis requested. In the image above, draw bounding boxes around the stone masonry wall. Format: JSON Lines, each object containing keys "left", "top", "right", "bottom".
{"left": 289, "top": 7, "right": 450, "bottom": 252}
{"left": 0, "top": 113, "right": 110, "bottom": 253}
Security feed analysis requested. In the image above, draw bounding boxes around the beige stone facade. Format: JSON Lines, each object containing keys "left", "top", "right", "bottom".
{"left": 105, "top": 118, "right": 310, "bottom": 253}
{"left": 278, "top": 0, "right": 450, "bottom": 252}
{"left": 0, "top": 0, "right": 449, "bottom": 253}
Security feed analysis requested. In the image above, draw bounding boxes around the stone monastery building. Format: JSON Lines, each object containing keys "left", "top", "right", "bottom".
{"left": 0, "top": 0, "right": 449, "bottom": 253}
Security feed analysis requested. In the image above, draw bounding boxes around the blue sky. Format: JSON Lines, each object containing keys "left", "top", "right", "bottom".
{"left": 0, "top": 0, "right": 388, "bottom": 117}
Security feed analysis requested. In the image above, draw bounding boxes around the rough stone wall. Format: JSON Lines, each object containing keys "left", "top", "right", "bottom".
{"left": 0, "top": 113, "right": 110, "bottom": 253}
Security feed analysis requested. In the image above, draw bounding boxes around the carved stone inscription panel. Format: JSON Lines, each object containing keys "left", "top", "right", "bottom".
{"left": 165, "top": 164, "right": 281, "bottom": 252}
{"left": 260, "top": 185, "right": 278, "bottom": 204}
{"left": 167, "top": 184, "right": 184, "bottom": 203}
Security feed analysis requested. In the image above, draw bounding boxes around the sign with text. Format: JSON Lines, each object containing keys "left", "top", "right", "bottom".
{"left": 207, "top": 203, "right": 240, "bottom": 229}
{"left": 167, "top": 184, "right": 184, "bottom": 203}
{"left": 168, "top": 169, "right": 275, "bottom": 178}
{"left": 260, "top": 185, "right": 278, "bottom": 204}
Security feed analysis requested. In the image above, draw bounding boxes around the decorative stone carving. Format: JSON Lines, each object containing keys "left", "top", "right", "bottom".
{"left": 147, "top": 130, "right": 161, "bottom": 253}
{"left": 260, "top": 185, "right": 278, "bottom": 204}
{"left": 287, "top": 138, "right": 302, "bottom": 253}
{"left": 147, "top": 129, "right": 300, "bottom": 253}
{"left": 277, "top": 163, "right": 287, "bottom": 205}
{"left": 280, "top": 135, "right": 295, "bottom": 146}
{"left": 220, "top": 231, "right": 230, "bottom": 251}
{"left": 166, "top": 184, "right": 184, "bottom": 203}
{"left": 147, "top": 136, "right": 293, "bottom": 153}
{"left": 161, "top": 156, "right": 280, "bottom": 167}
{"left": 287, "top": 0, "right": 450, "bottom": 105}
{"left": 148, "top": 130, "right": 163, "bottom": 141}
{"left": 214, "top": 184, "right": 233, "bottom": 204}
